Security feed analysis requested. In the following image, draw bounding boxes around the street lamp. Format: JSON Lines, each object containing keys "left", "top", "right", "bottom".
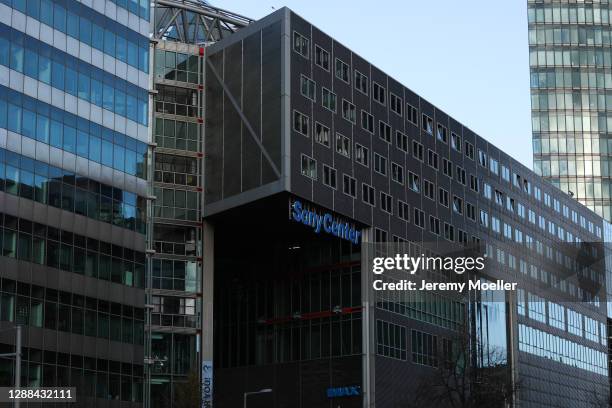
{"left": 243, "top": 388, "right": 272, "bottom": 408}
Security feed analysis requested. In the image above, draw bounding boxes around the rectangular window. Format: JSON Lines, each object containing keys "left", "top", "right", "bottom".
{"left": 470, "top": 175, "right": 479, "bottom": 192}
{"left": 444, "top": 223, "right": 454, "bottom": 241}
{"left": 314, "top": 45, "right": 330, "bottom": 70}
{"left": 396, "top": 131, "right": 408, "bottom": 152}
{"left": 300, "top": 75, "right": 316, "bottom": 101}
{"left": 442, "top": 159, "right": 453, "bottom": 178}
{"left": 361, "top": 110, "right": 374, "bottom": 133}
{"left": 373, "top": 82, "right": 386, "bottom": 105}
{"left": 315, "top": 122, "right": 330, "bottom": 147}
{"left": 478, "top": 149, "right": 488, "bottom": 167}
{"left": 391, "top": 162, "right": 404, "bottom": 184}
{"left": 439, "top": 188, "right": 449, "bottom": 207}
{"left": 411, "top": 330, "right": 438, "bottom": 367}
{"left": 427, "top": 149, "right": 438, "bottom": 170}
{"left": 342, "top": 99, "right": 356, "bottom": 123}
{"left": 362, "top": 183, "right": 375, "bottom": 206}
{"left": 390, "top": 93, "right": 402, "bottom": 116}
{"left": 407, "top": 103, "right": 418, "bottom": 126}
{"left": 355, "top": 70, "right": 368, "bottom": 95}
{"left": 490, "top": 158, "right": 499, "bottom": 175}
{"left": 465, "top": 141, "right": 474, "bottom": 160}
{"left": 355, "top": 143, "right": 369, "bottom": 167}
{"left": 453, "top": 196, "right": 463, "bottom": 214}
{"left": 412, "top": 141, "right": 424, "bottom": 161}
{"left": 451, "top": 132, "right": 461, "bottom": 152}
{"left": 377, "top": 320, "right": 407, "bottom": 360}
{"left": 398, "top": 200, "right": 410, "bottom": 221}
{"left": 322, "top": 88, "right": 336, "bottom": 112}
{"left": 501, "top": 165, "right": 510, "bottom": 181}
{"left": 456, "top": 166, "right": 466, "bottom": 185}
{"left": 293, "top": 110, "right": 310, "bottom": 136}
{"left": 293, "top": 32, "right": 309, "bottom": 58}
{"left": 335, "top": 58, "right": 350, "bottom": 83}
{"left": 429, "top": 216, "right": 440, "bottom": 235}
{"left": 466, "top": 202, "right": 476, "bottom": 221}
{"left": 343, "top": 174, "right": 356, "bottom": 197}
{"left": 335, "top": 133, "right": 351, "bottom": 158}
{"left": 380, "top": 192, "right": 392, "bottom": 214}
{"left": 322, "top": 165, "right": 337, "bottom": 189}
{"left": 374, "top": 153, "right": 387, "bottom": 176}
{"left": 408, "top": 172, "right": 420, "bottom": 193}
{"left": 414, "top": 208, "right": 425, "bottom": 228}
{"left": 379, "top": 121, "right": 392, "bottom": 143}
{"left": 424, "top": 179, "right": 435, "bottom": 200}
{"left": 480, "top": 210, "right": 489, "bottom": 227}
{"left": 422, "top": 114, "right": 433, "bottom": 134}
{"left": 301, "top": 154, "right": 316, "bottom": 179}
{"left": 436, "top": 124, "right": 447, "bottom": 143}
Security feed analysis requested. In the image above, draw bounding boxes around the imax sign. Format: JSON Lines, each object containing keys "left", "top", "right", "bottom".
{"left": 290, "top": 200, "right": 361, "bottom": 245}
{"left": 326, "top": 385, "right": 361, "bottom": 398}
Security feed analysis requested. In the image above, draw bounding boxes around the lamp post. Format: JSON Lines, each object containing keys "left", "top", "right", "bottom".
{"left": 243, "top": 388, "right": 272, "bottom": 408}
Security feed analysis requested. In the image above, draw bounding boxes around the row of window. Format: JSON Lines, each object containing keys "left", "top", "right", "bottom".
{"left": 518, "top": 323, "right": 607, "bottom": 376}
{"left": 528, "top": 3, "right": 612, "bottom": 26}
{"left": 0, "top": 278, "right": 144, "bottom": 345}
{"left": 0, "top": 211, "right": 145, "bottom": 287}
{"left": 154, "top": 49, "right": 200, "bottom": 84}
{"left": 532, "top": 111, "right": 612, "bottom": 135}
{"left": 0, "top": 25, "right": 149, "bottom": 125}
{"left": 0, "top": 86, "right": 148, "bottom": 179}
{"left": 0, "top": 148, "right": 147, "bottom": 234}
{"left": 154, "top": 153, "right": 199, "bottom": 187}
{"left": 154, "top": 117, "right": 200, "bottom": 153}
{"left": 151, "top": 258, "right": 198, "bottom": 293}
{"left": 0, "top": 343, "right": 144, "bottom": 402}
{"left": 529, "top": 26, "right": 612, "bottom": 47}
{"left": 530, "top": 47, "right": 612, "bottom": 70}
{"left": 152, "top": 186, "right": 200, "bottom": 222}
{"left": 2, "top": 0, "right": 149, "bottom": 71}
{"left": 531, "top": 89, "right": 612, "bottom": 112}
{"left": 531, "top": 69, "right": 612, "bottom": 94}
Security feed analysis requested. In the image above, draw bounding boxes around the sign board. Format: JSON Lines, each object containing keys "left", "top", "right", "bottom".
{"left": 290, "top": 199, "right": 361, "bottom": 244}
{"left": 201, "top": 361, "right": 213, "bottom": 408}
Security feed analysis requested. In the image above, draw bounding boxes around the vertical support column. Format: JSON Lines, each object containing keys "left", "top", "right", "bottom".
{"left": 201, "top": 221, "right": 215, "bottom": 407}
{"left": 360, "top": 228, "right": 374, "bottom": 408}
{"left": 14, "top": 326, "right": 21, "bottom": 408}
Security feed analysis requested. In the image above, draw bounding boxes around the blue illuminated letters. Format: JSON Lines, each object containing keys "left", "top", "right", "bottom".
{"left": 291, "top": 200, "right": 361, "bottom": 245}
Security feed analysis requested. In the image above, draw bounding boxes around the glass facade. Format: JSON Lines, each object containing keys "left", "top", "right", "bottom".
{"left": 0, "top": 0, "right": 149, "bottom": 401}
{"left": 529, "top": 0, "right": 612, "bottom": 220}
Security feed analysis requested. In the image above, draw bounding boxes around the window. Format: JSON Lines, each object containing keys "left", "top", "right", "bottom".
{"left": 361, "top": 111, "right": 374, "bottom": 133}
{"left": 430, "top": 216, "right": 440, "bottom": 235}
{"left": 465, "top": 141, "right": 474, "bottom": 160}
{"left": 373, "top": 82, "right": 386, "bottom": 105}
{"left": 396, "top": 131, "right": 408, "bottom": 152}
{"left": 422, "top": 114, "right": 433, "bottom": 134}
{"left": 442, "top": 159, "right": 453, "bottom": 178}
{"left": 501, "top": 165, "right": 510, "bottom": 181}
{"left": 374, "top": 153, "right": 387, "bottom": 176}
{"left": 322, "top": 88, "right": 336, "bottom": 112}
{"left": 453, "top": 196, "right": 463, "bottom": 214}
{"left": 470, "top": 175, "right": 479, "bottom": 192}
{"left": 444, "top": 223, "right": 454, "bottom": 241}
{"left": 336, "top": 133, "right": 351, "bottom": 158}
{"left": 439, "top": 188, "right": 449, "bottom": 207}
{"left": 456, "top": 166, "right": 466, "bottom": 185}
{"left": 494, "top": 189, "right": 504, "bottom": 206}
{"left": 451, "top": 132, "right": 461, "bottom": 152}
{"left": 466, "top": 202, "right": 476, "bottom": 221}
{"left": 315, "top": 122, "right": 330, "bottom": 147}
{"left": 293, "top": 110, "right": 309, "bottom": 136}
{"left": 427, "top": 150, "right": 438, "bottom": 170}
{"left": 483, "top": 183, "right": 492, "bottom": 200}
{"left": 436, "top": 124, "right": 447, "bottom": 143}
{"left": 480, "top": 210, "right": 489, "bottom": 227}
{"left": 362, "top": 183, "right": 375, "bottom": 206}
{"left": 355, "top": 70, "right": 368, "bottom": 95}
{"left": 314, "top": 45, "right": 329, "bottom": 70}
{"left": 355, "top": 143, "right": 369, "bottom": 167}
{"left": 391, "top": 162, "right": 404, "bottom": 184}
{"left": 335, "top": 58, "right": 350, "bottom": 83}
{"left": 424, "top": 179, "right": 435, "bottom": 200}
{"left": 411, "top": 330, "right": 438, "bottom": 367}
{"left": 300, "top": 75, "right": 316, "bottom": 101}
{"left": 398, "top": 200, "right": 410, "bottom": 221}
{"left": 407, "top": 103, "right": 418, "bottom": 126}
{"left": 380, "top": 192, "right": 393, "bottom": 214}
{"left": 379, "top": 121, "right": 392, "bottom": 143}
{"left": 412, "top": 141, "right": 424, "bottom": 161}
{"left": 458, "top": 229, "right": 468, "bottom": 245}
{"left": 390, "top": 93, "right": 402, "bottom": 116}
{"left": 414, "top": 208, "right": 425, "bottom": 228}
{"left": 478, "top": 149, "right": 487, "bottom": 167}
{"left": 490, "top": 158, "right": 499, "bottom": 175}
{"left": 342, "top": 99, "right": 356, "bottom": 123}
{"left": 293, "top": 32, "right": 309, "bottom": 58}
{"left": 343, "top": 174, "right": 356, "bottom": 197}
{"left": 507, "top": 196, "right": 515, "bottom": 212}
{"left": 322, "top": 165, "right": 336, "bottom": 189}
{"left": 408, "top": 172, "right": 420, "bottom": 193}
{"left": 301, "top": 154, "right": 316, "bottom": 179}
{"left": 377, "top": 320, "right": 407, "bottom": 360}
{"left": 375, "top": 228, "right": 388, "bottom": 243}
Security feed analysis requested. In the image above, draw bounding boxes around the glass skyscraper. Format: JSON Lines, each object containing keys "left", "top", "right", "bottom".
{"left": 0, "top": 0, "right": 150, "bottom": 403}
{"left": 529, "top": 0, "right": 612, "bottom": 220}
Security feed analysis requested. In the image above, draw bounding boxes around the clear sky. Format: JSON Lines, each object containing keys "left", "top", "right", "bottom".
{"left": 217, "top": 0, "right": 534, "bottom": 168}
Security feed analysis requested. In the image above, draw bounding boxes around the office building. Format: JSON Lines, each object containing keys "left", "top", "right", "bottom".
{"left": 0, "top": 0, "right": 150, "bottom": 404}
{"left": 528, "top": 1, "right": 612, "bottom": 220}
{"left": 204, "top": 8, "right": 610, "bottom": 408}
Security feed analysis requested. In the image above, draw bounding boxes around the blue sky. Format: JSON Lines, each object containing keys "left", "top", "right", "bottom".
{"left": 218, "top": 0, "right": 534, "bottom": 167}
